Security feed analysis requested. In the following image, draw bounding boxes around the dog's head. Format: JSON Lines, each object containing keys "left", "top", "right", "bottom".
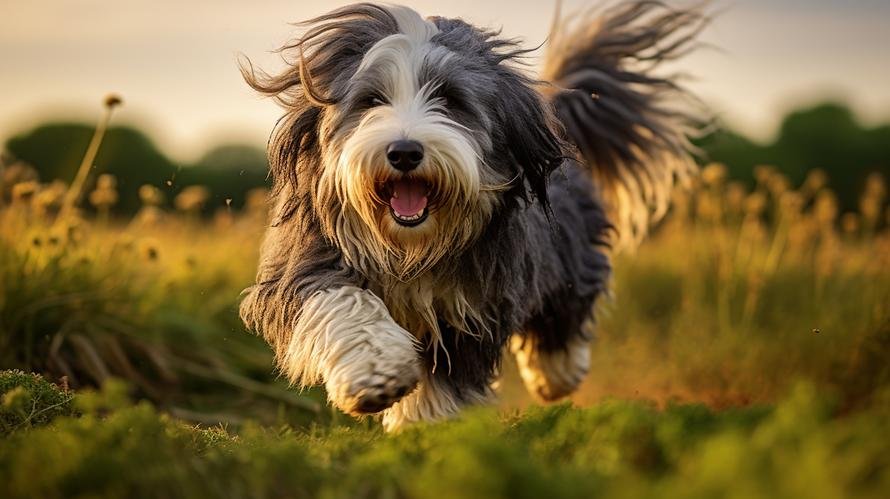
{"left": 244, "top": 4, "right": 563, "bottom": 280}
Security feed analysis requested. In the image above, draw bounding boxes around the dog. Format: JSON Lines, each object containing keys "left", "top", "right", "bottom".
{"left": 240, "top": 1, "right": 705, "bottom": 431}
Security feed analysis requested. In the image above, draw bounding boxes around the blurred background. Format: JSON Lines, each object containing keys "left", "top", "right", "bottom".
{"left": 1, "top": 0, "right": 889, "bottom": 214}
{"left": 0, "top": 0, "right": 888, "bottom": 427}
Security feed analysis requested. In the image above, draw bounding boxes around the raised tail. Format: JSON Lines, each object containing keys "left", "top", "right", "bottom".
{"left": 543, "top": 1, "right": 709, "bottom": 248}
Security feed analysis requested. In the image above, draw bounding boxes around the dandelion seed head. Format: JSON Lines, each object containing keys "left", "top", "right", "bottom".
{"left": 864, "top": 172, "right": 886, "bottom": 199}
{"left": 767, "top": 174, "right": 790, "bottom": 196}
{"left": 754, "top": 165, "right": 777, "bottom": 186}
{"left": 104, "top": 94, "right": 123, "bottom": 109}
{"left": 701, "top": 163, "right": 727, "bottom": 187}
{"left": 804, "top": 169, "right": 828, "bottom": 192}
{"left": 174, "top": 186, "right": 210, "bottom": 213}
{"left": 33, "top": 181, "right": 66, "bottom": 212}
{"left": 841, "top": 213, "right": 860, "bottom": 234}
{"left": 744, "top": 192, "right": 767, "bottom": 217}
{"left": 11, "top": 181, "right": 39, "bottom": 203}
{"left": 725, "top": 182, "right": 747, "bottom": 213}
{"left": 139, "top": 185, "right": 165, "bottom": 206}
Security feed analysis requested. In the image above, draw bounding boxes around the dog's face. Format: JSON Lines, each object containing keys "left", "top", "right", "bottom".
{"left": 249, "top": 5, "right": 563, "bottom": 280}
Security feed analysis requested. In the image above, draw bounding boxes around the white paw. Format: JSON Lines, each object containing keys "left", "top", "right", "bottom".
{"left": 325, "top": 346, "right": 422, "bottom": 415}
{"left": 322, "top": 319, "right": 422, "bottom": 415}
{"left": 511, "top": 334, "right": 590, "bottom": 402}
{"left": 279, "top": 286, "right": 423, "bottom": 416}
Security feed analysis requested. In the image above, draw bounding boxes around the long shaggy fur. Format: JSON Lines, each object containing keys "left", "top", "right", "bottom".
{"left": 239, "top": 1, "right": 704, "bottom": 430}
{"left": 543, "top": 1, "right": 708, "bottom": 248}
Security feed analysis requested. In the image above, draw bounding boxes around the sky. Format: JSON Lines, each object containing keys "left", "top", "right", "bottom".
{"left": 1, "top": 0, "right": 889, "bottom": 162}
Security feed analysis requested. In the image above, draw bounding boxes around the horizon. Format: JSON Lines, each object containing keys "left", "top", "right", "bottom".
{"left": 3, "top": 99, "right": 880, "bottom": 168}
{"left": 2, "top": 0, "right": 890, "bottom": 162}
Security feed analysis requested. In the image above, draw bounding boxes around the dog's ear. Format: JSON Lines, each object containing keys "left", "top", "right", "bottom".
{"left": 430, "top": 17, "right": 566, "bottom": 208}
{"left": 491, "top": 67, "right": 565, "bottom": 208}
{"left": 239, "top": 4, "right": 400, "bottom": 221}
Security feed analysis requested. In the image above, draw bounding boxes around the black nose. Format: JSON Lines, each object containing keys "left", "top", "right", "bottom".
{"left": 386, "top": 140, "right": 424, "bottom": 172}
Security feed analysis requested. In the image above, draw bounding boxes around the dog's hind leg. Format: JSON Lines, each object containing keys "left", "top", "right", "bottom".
{"left": 511, "top": 289, "right": 598, "bottom": 402}
{"left": 506, "top": 162, "right": 609, "bottom": 402}
{"left": 511, "top": 331, "right": 591, "bottom": 402}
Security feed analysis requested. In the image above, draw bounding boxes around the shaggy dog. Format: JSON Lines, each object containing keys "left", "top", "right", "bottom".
{"left": 240, "top": 1, "right": 705, "bottom": 431}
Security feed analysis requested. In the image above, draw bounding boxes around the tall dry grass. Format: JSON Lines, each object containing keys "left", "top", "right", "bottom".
{"left": 1, "top": 132, "right": 888, "bottom": 423}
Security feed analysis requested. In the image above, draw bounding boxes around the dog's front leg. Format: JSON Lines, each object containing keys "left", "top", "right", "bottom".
{"left": 281, "top": 286, "right": 421, "bottom": 415}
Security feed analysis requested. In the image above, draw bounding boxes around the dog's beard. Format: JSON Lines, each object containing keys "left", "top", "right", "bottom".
{"left": 316, "top": 96, "right": 497, "bottom": 281}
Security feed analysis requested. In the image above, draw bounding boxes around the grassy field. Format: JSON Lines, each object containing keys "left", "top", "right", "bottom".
{"left": 1, "top": 161, "right": 889, "bottom": 498}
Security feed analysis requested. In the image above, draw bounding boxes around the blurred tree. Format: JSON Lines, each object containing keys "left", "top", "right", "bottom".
{"left": 176, "top": 144, "right": 269, "bottom": 213}
{"left": 772, "top": 103, "right": 871, "bottom": 208}
{"left": 5, "top": 124, "right": 178, "bottom": 214}
{"left": 4, "top": 125, "right": 269, "bottom": 216}
{"left": 694, "top": 129, "right": 767, "bottom": 183}
{"left": 699, "top": 102, "right": 890, "bottom": 212}
{"left": 5, "top": 101, "right": 888, "bottom": 216}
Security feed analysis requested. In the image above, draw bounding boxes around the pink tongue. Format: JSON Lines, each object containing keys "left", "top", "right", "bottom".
{"left": 390, "top": 179, "right": 428, "bottom": 217}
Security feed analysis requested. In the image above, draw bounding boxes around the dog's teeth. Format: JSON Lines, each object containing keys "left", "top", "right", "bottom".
{"left": 395, "top": 211, "right": 423, "bottom": 221}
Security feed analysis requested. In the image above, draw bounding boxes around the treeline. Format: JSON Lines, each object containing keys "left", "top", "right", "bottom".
{"left": 698, "top": 102, "right": 890, "bottom": 212}
{"left": 3, "top": 101, "right": 888, "bottom": 215}
{"left": 3, "top": 124, "right": 269, "bottom": 215}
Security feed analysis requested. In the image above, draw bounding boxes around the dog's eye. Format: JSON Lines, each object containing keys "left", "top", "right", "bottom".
{"left": 367, "top": 95, "right": 387, "bottom": 108}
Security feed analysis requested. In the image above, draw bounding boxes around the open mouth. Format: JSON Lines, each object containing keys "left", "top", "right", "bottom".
{"left": 381, "top": 177, "right": 430, "bottom": 227}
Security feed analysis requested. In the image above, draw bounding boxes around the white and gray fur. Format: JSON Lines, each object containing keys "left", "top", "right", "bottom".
{"left": 239, "top": 2, "right": 705, "bottom": 430}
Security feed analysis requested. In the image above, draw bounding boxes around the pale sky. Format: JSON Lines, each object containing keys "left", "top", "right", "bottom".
{"left": 1, "top": 0, "right": 889, "bottom": 162}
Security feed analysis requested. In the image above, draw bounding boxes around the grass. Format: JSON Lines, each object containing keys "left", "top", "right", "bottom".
{"left": 578, "top": 222, "right": 890, "bottom": 411}
{"left": 0, "top": 160, "right": 888, "bottom": 497}
{"left": 0, "top": 373, "right": 888, "bottom": 498}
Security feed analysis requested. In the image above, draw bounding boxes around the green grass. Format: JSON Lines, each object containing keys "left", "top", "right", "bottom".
{"left": 1, "top": 370, "right": 74, "bottom": 435}
{"left": 0, "top": 216, "right": 327, "bottom": 427}
{"left": 1, "top": 372, "right": 888, "bottom": 499}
